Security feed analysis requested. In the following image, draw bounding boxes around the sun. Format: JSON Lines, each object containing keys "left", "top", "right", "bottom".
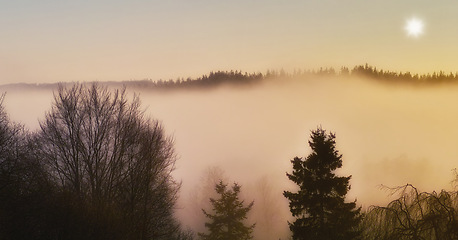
{"left": 405, "top": 17, "right": 424, "bottom": 38}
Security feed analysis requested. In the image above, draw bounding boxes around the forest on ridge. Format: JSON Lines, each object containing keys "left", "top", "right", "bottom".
{"left": 3, "top": 64, "right": 458, "bottom": 91}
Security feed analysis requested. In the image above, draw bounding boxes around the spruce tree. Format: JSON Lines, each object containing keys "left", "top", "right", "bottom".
{"left": 199, "top": 180, "right": 255, "bottom": 240}
{"left": 283, "top": 127, "right": 361, "bottom": 240}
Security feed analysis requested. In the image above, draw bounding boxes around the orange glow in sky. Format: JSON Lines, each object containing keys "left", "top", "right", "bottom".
{"left": 1, "top": 1, "right": 457, "bottom": 84}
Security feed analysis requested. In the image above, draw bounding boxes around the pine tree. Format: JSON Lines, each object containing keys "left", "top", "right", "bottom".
{"left": 199, "top": 180, "right": 255, "bottom": 240}
{"left": 283, "top": 127, "right": 362, "bottom": 240}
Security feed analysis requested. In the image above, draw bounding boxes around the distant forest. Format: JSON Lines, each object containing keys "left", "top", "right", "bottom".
{"left": 116, "top": 64, "right": 458, "bottom": 88}
{"left": 3, "top": 64, "right": 458, "bottom": 90}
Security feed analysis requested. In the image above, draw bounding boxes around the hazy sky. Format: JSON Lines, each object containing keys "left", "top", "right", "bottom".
{"left": 1, "top": 1, "right": 457, "bottom": 84}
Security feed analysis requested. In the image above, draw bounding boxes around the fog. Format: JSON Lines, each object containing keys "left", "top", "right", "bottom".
{"left": 2, "top": 76, "right": 458, "bottom": 239}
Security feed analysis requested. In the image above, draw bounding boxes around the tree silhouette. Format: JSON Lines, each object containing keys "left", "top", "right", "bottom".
{"left": 362, "top": 184, "right": 458, "bottom": 240}
{"left": 188, "top": 166, "right": 228, "bottom": 234}
{"left": 0, "top": 93, "right": 57, "bottom": 240}
{"left": 33, "top": 83, "right": 187, "bottom": 240}
{"left": 251, "top": 176, "right": 288, "bottom": 239}
{"left": 283, "top": 127, "right": 361, "bottom": 240}
{"left": 199, "top": 180, "right": 255, "bottom": 240}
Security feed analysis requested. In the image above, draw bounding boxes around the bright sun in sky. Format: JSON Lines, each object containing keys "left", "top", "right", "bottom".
{"left": 405, "top": 17, "right": 424, "bottom": 37}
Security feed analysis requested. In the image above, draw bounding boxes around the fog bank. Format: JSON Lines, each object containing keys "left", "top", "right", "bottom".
{"left": 2, "top": 76, "right": 458, "bottom": 239}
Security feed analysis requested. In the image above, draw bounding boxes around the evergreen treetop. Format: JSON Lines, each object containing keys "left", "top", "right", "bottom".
{"left": 199, "top": 180, "right": 255, "bottom": 240}
{"left": 284, "top": 127, "right": 361, "bottom": 240}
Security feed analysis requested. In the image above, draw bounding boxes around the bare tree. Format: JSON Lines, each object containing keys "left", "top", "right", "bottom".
{"left": 34, "top": 83, "right": 184, "bottom": 240}
{"left": 0, "top": 93, "right": 28, "bottom": 191}
{"left": 251, "top": 176, "right": 289, "bottom": 240}
{"left": 0, "top": 93, "right": 55, "bottom": 240}
{"left": 362, "top": 184, "right": 458, "bottom": 240}
{"left": 187, "top": 166, "right": 228, "bottom": 234}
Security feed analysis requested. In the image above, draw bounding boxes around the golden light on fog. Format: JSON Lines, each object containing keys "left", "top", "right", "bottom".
{"left": 405, "top": 17, "right": 424, "bottom": 38}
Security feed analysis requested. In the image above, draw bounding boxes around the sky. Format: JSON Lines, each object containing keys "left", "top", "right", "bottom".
{"left": 2, "top": 0, "right": 458, "bottom": 84}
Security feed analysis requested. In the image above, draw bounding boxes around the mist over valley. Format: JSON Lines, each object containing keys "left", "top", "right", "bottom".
{"left": 2, "top": 70, "right": 458, "bottom": 239}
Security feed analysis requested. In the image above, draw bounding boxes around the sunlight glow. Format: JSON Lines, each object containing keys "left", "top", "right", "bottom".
{"left": 405, "top": 18, "right": 424, "bottom": 38}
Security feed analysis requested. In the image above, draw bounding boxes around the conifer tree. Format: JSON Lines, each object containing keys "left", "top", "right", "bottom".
{"left": 199, "top": 180, "right": 255, "bottom": 240}
{"left": 283, "top": 127, "right": 362, "bottom": 240}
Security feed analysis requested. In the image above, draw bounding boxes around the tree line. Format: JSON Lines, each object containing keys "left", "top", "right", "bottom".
{"left": 2, "top": 83, "right": 458, "bottom": 239}
{"left": 126, "top": 65, "right": 458, "bottom": 89}
{"left": 3, "top": 65, "right": 458, "bottom": 92}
